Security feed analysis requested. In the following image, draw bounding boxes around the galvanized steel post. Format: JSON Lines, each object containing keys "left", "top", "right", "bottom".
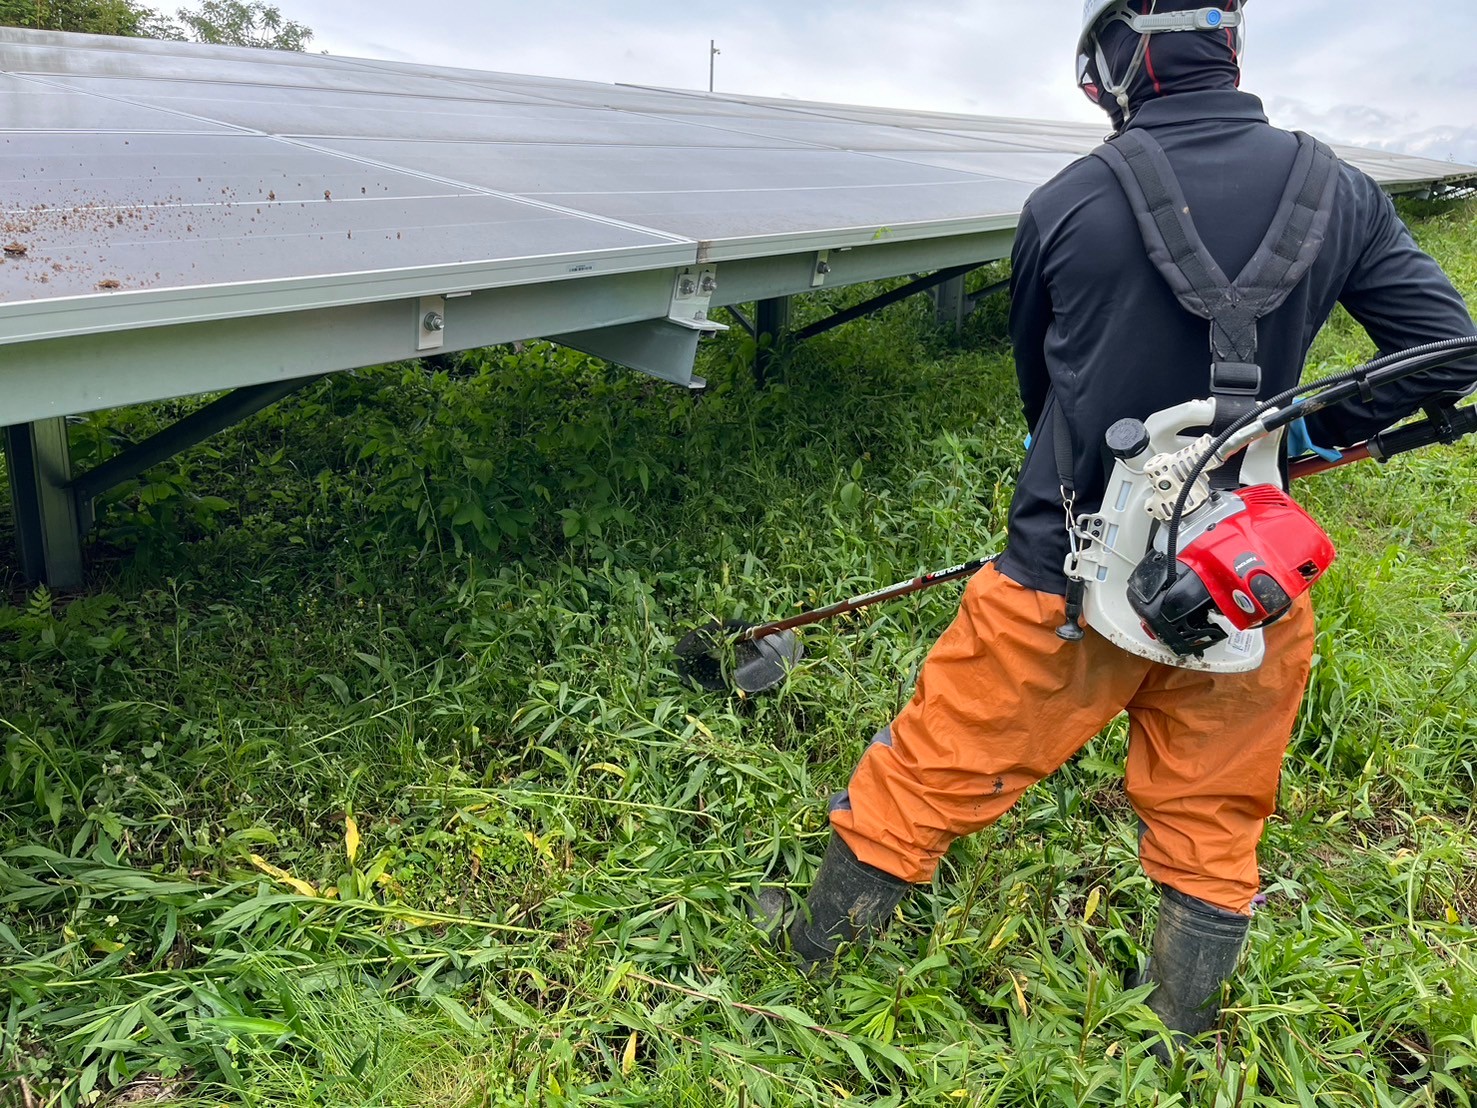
{"left": 933, "top": 275, "right": 969, "bottom": 332}
{"left": 755, "top": 296, "right": 791, "bottom": 387}
{"left": 4, "top": 419, "right": 83, "bottom": 589}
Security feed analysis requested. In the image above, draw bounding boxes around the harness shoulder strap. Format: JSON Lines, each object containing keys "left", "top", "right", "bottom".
{"left": 1232, "top": 132, "right": 1342, "bottom": 321}
{"left": 1092, "top": 130, "right": 1239, "bottom": 345}
{"left": 1090, "top": 129, "right": 1341, "bottom": 436}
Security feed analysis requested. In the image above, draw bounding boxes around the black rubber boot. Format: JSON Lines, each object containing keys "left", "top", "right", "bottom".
{"left": 777, "top": 834, "right": 911, "bottom": 969}
{"left": 1141, "top": 886, "right": 1250, "bottom": 1057}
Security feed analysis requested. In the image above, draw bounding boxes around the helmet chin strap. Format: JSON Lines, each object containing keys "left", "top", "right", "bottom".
{"left": 1096, "top": 24, "right": 1150, "bottom": 125}
{"left": 1089, "top": 3, "right": 1155, "bottom": 125}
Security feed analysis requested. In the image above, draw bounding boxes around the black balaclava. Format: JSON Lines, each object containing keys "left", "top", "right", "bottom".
{"left": 1087, "top": 1, "right": 1243, "bottom": 132}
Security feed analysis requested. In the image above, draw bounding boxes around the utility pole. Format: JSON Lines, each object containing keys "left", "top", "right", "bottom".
{"left": 709, "top": 39, "right": 719, "bottom": 92}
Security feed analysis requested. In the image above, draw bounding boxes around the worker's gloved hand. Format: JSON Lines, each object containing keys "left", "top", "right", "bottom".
{"left": 1287, "top": 417, "right": 1342, "bottom": 462}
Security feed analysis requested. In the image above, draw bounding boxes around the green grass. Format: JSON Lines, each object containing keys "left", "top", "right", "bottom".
{"left": 1, "top": 205, "right": 1475, "bottom": 1107}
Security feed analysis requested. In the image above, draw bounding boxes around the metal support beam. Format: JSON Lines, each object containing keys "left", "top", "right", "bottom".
{"left": 934, "top": 275, "right": 1011, "bottom": 332}
{"left": 0, "top": 231, "right": 1020, "bottom": 428}
{"left": 754, "top": 296, "right": 791, "bottom": 387}
{"left": 0, "top": 269, "right": 682, "bottom": 428}
{"left": 711, "top": 228, "right": 1016, "bottom": 309}
{"left": 724, "top": 304, "right": 756, "bottom": 338}
{"left": 551, "top": 319, "right": 711, "bottom": 388}
{"left": 68, "top": 375, "right": 324, "bottom": 522}
{"left": 933, "top": 275, "right": 969, "bottom": 332}
{"left": 792, "top": 263, "right": 978, "bottom": 343}
{"left": 965, "top": 277, "right": 1011, "bottom": 315}
{"left": 4, "top": 418, "right": 83, "bottom": 589}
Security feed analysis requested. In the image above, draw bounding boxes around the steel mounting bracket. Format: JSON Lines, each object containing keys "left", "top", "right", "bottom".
{"left": 811, "top": 250, "right": 832, "bottom": 288}
{"left": 667, "top": 265, "right": 728, "bottom": 334}
{"left": 416, "top": 292, "right": 473, "bottom": 352}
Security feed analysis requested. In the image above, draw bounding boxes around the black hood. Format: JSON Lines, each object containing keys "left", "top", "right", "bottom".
{"left": 1088, "top": 1, "right": 1242, "bottom": 132}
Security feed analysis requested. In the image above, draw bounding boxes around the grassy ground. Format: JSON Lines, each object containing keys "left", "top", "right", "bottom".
{"left": 1, "top": 199, "right": 1475, "bottom": 1107}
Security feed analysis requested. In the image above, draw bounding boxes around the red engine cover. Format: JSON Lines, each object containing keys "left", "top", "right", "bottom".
{"left": 1178, "top": 485, "right": 1337, "bottom": 630}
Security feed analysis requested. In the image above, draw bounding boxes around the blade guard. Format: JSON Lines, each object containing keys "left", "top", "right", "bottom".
{"left": 1067, "top": 398, "right": 1283, "bottom": 673}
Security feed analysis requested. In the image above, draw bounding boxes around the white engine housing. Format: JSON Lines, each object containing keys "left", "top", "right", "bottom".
{"left": 1065, "top": 398, "right": 1284, "bottom": 673}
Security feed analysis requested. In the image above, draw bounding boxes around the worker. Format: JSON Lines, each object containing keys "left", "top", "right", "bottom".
{"left": 762, "top": 0, "right": 1477, "bottom": 1053}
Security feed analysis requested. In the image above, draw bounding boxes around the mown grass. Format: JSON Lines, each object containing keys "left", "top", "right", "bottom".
{"left": 1, "top": 202, "right": 1475, "bottom": 1107}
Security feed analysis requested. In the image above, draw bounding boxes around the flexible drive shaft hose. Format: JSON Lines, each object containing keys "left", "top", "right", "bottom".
{"left": 1163, "top": 335, "right": 1477, "bottom": 584}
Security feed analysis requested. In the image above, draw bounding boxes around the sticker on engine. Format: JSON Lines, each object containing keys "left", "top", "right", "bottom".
{"left": 1226, "top": 631, "right": 1255, "bottom": 657}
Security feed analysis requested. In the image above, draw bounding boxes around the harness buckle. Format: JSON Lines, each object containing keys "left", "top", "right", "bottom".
{"left": 1210, "top": 360, "right": 1262, "bottom": 396}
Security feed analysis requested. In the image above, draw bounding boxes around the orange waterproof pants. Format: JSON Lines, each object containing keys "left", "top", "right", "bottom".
{"left": 829, "top": 563, "right": 1316, "bottom": 914}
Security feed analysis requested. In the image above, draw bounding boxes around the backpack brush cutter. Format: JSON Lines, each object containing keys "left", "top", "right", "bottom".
{"left": 675, "top": 336, "right": 1477, "bottom": 695}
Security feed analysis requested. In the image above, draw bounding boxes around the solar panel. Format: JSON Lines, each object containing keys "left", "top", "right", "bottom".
{"left": 2, "top": 130, "right": 693, "bottom": 309}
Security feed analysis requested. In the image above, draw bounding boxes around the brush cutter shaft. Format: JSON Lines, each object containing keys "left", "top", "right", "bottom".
{"left": 1286, "top": 444, "right": 1370, "bottom": 481}
{"left": 1287, "top": 404, "right": 1474, "bottom": 480}
{"left": 729, "top": 402, "right": 1473, "bottom": 650}
{"left": 739, "top": 557, "right": 995, "bottom": 642}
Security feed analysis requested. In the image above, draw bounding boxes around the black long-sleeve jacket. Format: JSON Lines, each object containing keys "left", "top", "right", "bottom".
{"left": 998, "top": 88, "right": 1477, "bottom": 596}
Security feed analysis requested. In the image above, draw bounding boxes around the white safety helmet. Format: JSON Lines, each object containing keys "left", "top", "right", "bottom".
{"left": 1077, "top": 1, "right": 1246, "bottom": 120}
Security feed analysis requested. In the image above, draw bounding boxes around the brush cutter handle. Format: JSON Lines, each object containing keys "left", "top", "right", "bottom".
{"left": 1371, "top": 403, "right": 1477, "bottom": 460}
{"left": 1288, "top": 404, "right": 1475, "bottom": 481}
{"left": 738, "top": 556, "right": 996, "bottom": 642}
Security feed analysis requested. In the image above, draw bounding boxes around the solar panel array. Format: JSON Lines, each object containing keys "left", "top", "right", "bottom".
{"left": 4, "top": 26, "right": 1471, "bottom": 351}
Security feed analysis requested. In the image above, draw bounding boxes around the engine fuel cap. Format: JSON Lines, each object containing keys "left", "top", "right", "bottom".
{"left": 1105, "top": 418, "right": 1151, "bottom": 461}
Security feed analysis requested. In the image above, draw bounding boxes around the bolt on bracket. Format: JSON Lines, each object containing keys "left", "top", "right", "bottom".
{"left": 418, "top": 294, "right": 446, "bottom": 351}
{"left": 811, "top": 250, "right": 832, "bottom": 288}
{"left": 668, "top": 265, "right": 728, "bottom": 333}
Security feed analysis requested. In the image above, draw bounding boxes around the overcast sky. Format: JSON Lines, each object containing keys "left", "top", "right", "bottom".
{"left": 161, "top": 0, "right": 1477, "bottom": 166}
